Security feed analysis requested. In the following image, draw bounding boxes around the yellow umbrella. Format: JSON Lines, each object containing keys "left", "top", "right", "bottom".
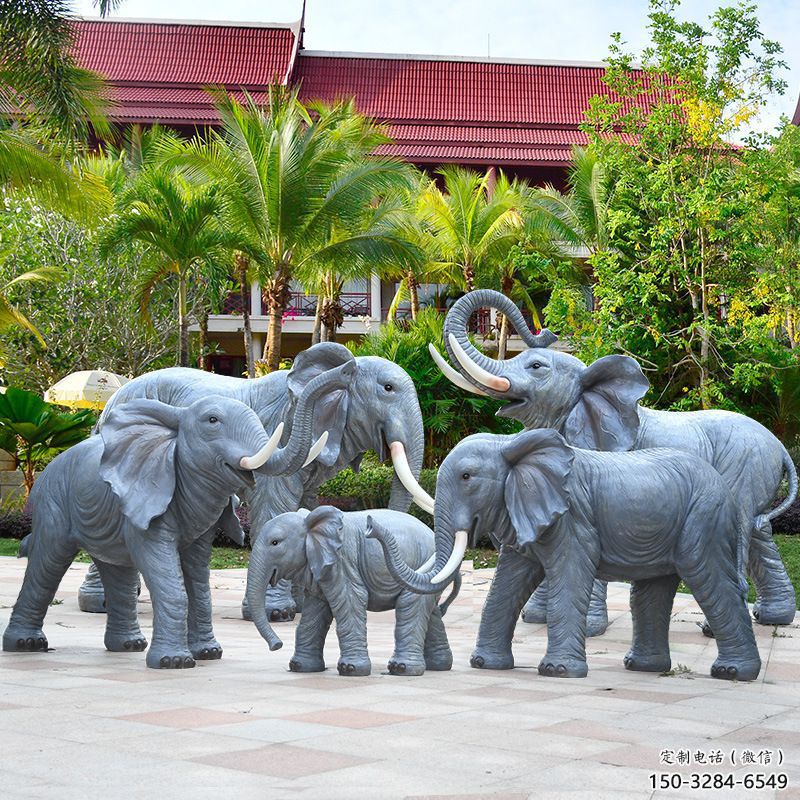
{"left": 44, "top": 370, "right": 130, "bottom": 410}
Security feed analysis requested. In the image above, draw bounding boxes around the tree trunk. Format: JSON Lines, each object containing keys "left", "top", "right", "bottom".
{"left": 407, "top": 271, "right": 419, "bottom": 320}
{"left": 463, "top": 261, "right": 475, "bottom": 293}
{"left": 497, "top": 273, "right": 514, "bottom": 360}
{"left": 198, "top": 308, "right": 209, "bottom": 370}
{"left": 264, "top": 268, "right": 291, "bottom": 373}
{"left": 311, "top": 294, "right": 323, "bottom": 345}
{"left": 22, "top": 444, "right": 34, "bottom": 498}
{"left": 236, "top": 253, "right": 254, "bottom": 378}
{"left": 178, "top": 273, "right": 189, "bottom": 368}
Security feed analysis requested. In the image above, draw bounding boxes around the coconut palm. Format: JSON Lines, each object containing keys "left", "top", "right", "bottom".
{"left": 99, "top": 163, "right": 238, "bottom": 367}
{"left": 182, "top": 88, "right": 421, "bottom": 372}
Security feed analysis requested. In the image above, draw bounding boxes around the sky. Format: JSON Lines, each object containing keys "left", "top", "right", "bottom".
{"left": 73, "top": 0, "right": 800, "bottom": 136}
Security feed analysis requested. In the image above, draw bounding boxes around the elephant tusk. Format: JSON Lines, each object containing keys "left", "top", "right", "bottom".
{"left": 428, "top": 344, "right": 489, "bottom": 396}
{"left": 416, "top": 554, "right": 436, "bottom": 573}
{"left": 389, "top": 441, "right": 435, "bottom": 515}
{"left": 302, "top": 431, "right": 329, "bottom": 468}
{"left": 430, "top": 530, "right": 468, "bottom": 585}
{"left": 448, "top": 334, "right": 510, "bottom": 393}
{"left": 240, "top": 422, "right": 284, "bottom": 470}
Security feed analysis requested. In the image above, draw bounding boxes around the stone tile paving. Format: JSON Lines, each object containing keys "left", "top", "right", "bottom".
{"left": 0, "top": 556, "right": 798, "bottom": 799}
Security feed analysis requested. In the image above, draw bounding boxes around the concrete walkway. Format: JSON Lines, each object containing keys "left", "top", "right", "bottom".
{"left": 1, "top": 555, "right": 798, "bottom": 800}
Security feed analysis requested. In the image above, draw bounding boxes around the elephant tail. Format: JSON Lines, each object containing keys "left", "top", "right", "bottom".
{"left": 438, "top": 569, "right": 461, "bottom": 617}
{"left": 763, "top": 446, "right": 798, "bottom": 524}
{"left": 17, "top": 534, "right": 31, "bottom": 558}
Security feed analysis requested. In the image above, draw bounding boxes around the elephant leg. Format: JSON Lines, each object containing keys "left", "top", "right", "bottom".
{"left": 2, "top": 528, "right": 77, "bottom": 653}
{"left": 676, "top": 543, "right": 761, "bottom": 682}
{"left": 290, "top": 591, "right": 332, "bottom": 673}
{"left": 623, "top": 574, "right": 679, "bottom": 673}
{"left": 586, "top": 579, "right": 609, "bottom": 637}
{"left": 471, "top": 545, "right": 544, "bottom": 670}
{"left": 93, "top": 560, "right": 146, "bottom": 653}
{"left": 423, "top": 606, "right": 453, "bottom": 672}
{"left": 327, "top": 584, "right": 371, "bottom": 676}
{"left": 129, "top": 537, "right": 195, "bottom": 670}
{"left": 241, "top": 579, "right": 297, "bottom": 623}
{"left": 389, "top": 591, "right": 437, "bottom": 676}
{"left": 748, "top": 521, "right": 796, "bottom": 626}
{"left": 78, "top": 562, "right": 106, "bottom": 614}
{"left": 521, "top": 578, "right": 549, "bottom": 624}
{"left": 180, "top": 533, "right": 222, "bottom": 661}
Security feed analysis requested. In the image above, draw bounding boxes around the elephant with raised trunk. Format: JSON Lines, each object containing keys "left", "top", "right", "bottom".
{"left": 369, "top": 429, "right": 762, "bottom": 682}
{"left": 2, "top": 363, "right": 345, "bottom": 668}
{"left": 247, "top": 506, "right": 456, "bottom": 677}
{"left": 78, "top": 344, "right": 430, "bottom": 622}
{"left": 432, "top": 289, "right": 797, "bottom": 642}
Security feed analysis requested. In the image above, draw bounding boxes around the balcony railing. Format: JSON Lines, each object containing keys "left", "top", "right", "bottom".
{"left": 387, "top": 306, "right": 492, "bottom": 334}
{"left": 217, "top": 290, "right": 372, "bottom": 318}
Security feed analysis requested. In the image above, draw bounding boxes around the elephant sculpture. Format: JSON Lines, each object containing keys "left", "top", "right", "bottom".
{"left": 246, "top": 506, "right": 456, "bottom": 677}
{"left": 432, "top": 289, "right": 797, "bottom": 641}
{"left": 78, "top": 343, "right": 430, "bottom": 622}
{"left": 369, "top": 429, "right": 762, "bottom": 681}
{"left": 2, "top": 372, "right": 340, "bottom": 668}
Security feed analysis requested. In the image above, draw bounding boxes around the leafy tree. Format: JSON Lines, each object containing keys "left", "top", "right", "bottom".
{"left": 349, "top": 308, "right": 520, "bottom": 466}
{"left": 184, "top": 89, "right": 421, "bottom": 372}
{"left": 0, "top": 386, "right": 94, "bottom": 495}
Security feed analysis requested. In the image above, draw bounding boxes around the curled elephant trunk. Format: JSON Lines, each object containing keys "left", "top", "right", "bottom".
{"left": 366, "top": 515, "right": 466, "bottom": 594}
{"left": 245, "top": 534, "right": 283, "bottom": 651}
{"left": 442, "top": 289, "right": 557, "bottom": 393}
{"left": 256, "top": 360, "right": 355, "bottom": 476}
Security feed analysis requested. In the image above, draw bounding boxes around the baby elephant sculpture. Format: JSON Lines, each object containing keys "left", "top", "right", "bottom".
{"left": 246, "top": 506, "right": 458, "bottom": 676}
{"left": 2, "top": 389, "right": 331, "bottom": 669}
{"left": 371, "top": 429, "right": 762, "bottom": 682}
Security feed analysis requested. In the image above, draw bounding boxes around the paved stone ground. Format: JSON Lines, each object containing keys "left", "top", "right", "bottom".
{"left": 0, "top": 555, "right": 798, "bottom": 800}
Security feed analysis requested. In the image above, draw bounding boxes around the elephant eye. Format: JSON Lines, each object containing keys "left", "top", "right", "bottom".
{"left": 462, "top": 472, "right": 470, "bottom": 480}
{"left": 271, "top": 539, "right": 279, "bottom": 546}
{"left": 208, "top": 416, "right": 219, "bottom": 424}
{"left": 384, "top": 383, "right": 394, "bottom": 392}
{"left": 530, "top": 362, "right": 542, "bottom": 370}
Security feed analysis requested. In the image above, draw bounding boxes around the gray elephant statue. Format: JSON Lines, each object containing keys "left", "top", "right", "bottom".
{"left": 2, "top": 374, "right": 341, "bottom": 668}
{"left": 433, "top": 289, "right": 797, "bottom": 641}
{"left": 369, "top": 429, "right": 762, "bottom": 682}
{"left": 79, "top": 344, "right": 430, "bottom": 624}
{"left": 246, "top": 506, "right": 456, "bottom": 677}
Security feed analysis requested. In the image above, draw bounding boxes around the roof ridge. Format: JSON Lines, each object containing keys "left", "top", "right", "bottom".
{"left": 75, "top": 16, "right": 298, "bottom": 30}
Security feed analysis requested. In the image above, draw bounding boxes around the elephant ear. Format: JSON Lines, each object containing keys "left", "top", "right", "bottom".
{"left": 304, "top": 505, "right": 344, "bottom": 581}
{"left": 502, "top": 429, "right": 574, "bottom": 548}
{"left": 99, "top": 399, "right": 182, "bottom": 531}
{"left": 287, "top": 343, "right": 354, "bottom": 467}
{"left": 563, "top": 355, "right": 649, "bottom": 452}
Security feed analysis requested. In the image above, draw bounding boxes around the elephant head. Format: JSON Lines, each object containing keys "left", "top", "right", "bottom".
{"left": 368, "top": 429, "right": 574, "bottom": 594}
{"left": 246, "top": 505, "right": 344, "bottom": 650}
{"left": 283, "top": 349, "right": 429, "bottom": 514}
{"left": 435, "top": 289, "right": 649, "bottom": 451}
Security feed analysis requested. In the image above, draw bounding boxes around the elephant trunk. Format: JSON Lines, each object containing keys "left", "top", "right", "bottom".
{"left": 442, "top": 290, "right": 557, "bottom": 392}
{"left": 245, "top": 535, "right": 283, "bottom": 651}
{"left": 365, "top": 513, "right": 466, "bottom": 595}
{"left": 256, "top": 360, "right": 355, "bottom": 476}
{"left": 386, "top": 399, "right": 426, "bottom": 512}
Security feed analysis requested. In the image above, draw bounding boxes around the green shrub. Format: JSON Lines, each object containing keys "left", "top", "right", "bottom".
{"left": 0, "top": 511, "right": 31, "bottom": 540}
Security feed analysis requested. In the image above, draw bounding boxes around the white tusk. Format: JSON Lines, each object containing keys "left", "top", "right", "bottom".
{"left": 389, "top": 441, "right": 435, "bottom": 514}
{"left": 430, "top": 530, "right": 468, "bottom": 585}
{"left": 448, "top": 333, "right": 510, "bottom": 393}
{"left": 416, "top": 553, "right": 436, "bottom": 573}
{"left": 240, "top": 422, "right": 284, "bottom": 470}
{"left": 302, "top": 431, "right": 329, "bottom": 468}
{"left": 428, "top": 344, "right": 489, "bottom": 396}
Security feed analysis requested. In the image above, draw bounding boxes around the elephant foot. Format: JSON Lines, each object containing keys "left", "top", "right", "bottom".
{"left": 521, "top": 599, "right": 547, "bottom": 624}
{"left": 336, "top": 658, "right": 371, "bottom": 677}
{"left": 424, "top": 653, "right": 453, "bottom": 671}
{"left": 2, "top": 627, "right": 48, "bottom": 652}
{"left": 470, "top": 648, "right": 514, "bottom": 670}
{"left": 146, "top": 647, "right": 196, "bottom": 669}
{"left": 268, "top": 608, "right": 296, "bottom": 623}
{"left": 623, "top": 650, "right": 671, "bottom": 673}
{"left": 586, "top": 612, "right": 609, "bottom": 638}
{"left": 752, "top": 601, "right": 796, "bottom": 626}
{"left": 191, "top": 643, "right": 223, "bottom": 660}
{"left": 710, "top": 658, "right": 761, "bottom": 682}
{"left": 288, "top": 656, "right": 325, "bottom": 673}
{"left": 537, "top": 656, "right": 588, "bottom": 678}
{"left": 388, "top": 658, "right": 425, "bottom": 676}
{"left": 105, "top": 633, "right": 148, "bottom": 652}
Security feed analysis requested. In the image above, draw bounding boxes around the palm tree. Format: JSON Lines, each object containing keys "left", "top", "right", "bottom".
{"left": 183, "top": 88, "right": 420, "bottom": 372}
{"left": 100, "top": 163, "right": 237, "bottom": 367}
